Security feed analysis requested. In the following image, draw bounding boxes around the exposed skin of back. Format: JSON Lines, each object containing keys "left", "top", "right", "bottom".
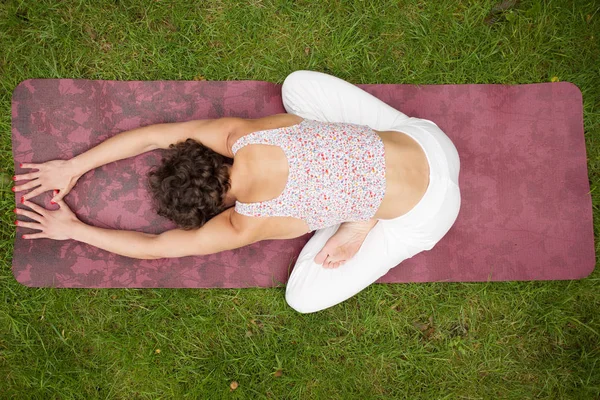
{"left": 226, "top": 114, "right": 430, "bottom": 241}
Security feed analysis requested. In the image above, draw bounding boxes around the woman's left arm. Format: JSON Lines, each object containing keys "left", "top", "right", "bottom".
{"left": 16, "top": 200, "right": 256, "bottom": 259}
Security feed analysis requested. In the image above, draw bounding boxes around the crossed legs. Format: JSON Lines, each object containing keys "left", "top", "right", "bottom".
{"left": 281, "top": 71, "right": 418, "bottom": 313}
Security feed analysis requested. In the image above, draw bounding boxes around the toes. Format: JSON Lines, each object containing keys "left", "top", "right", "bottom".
{"left": 316, "top": 250, "right": 339, "bottom": 265}
{"left": 321, "top": 257, "right": 346, "bottom": 269}
{"left": 314, "top": 249, "right": 328, "bottom": 265}
{"left": 314, "top": 236, "right": 340, "bottom": 264}
{"left": 323, "top": 256, "right": 336, "bottom": 269}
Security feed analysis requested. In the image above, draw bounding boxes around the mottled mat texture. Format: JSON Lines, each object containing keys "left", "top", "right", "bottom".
{"left": 11, "top": 79, "right": 594, "bottom": 288}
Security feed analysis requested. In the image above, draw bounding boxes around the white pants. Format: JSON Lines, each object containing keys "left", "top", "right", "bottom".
{"left": 282, "top": 71, "right": 461, "bottom": 313}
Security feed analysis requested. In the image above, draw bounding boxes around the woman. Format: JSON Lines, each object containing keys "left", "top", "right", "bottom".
{"left": 14, "top": 71, "right": 461, "bottom": 313}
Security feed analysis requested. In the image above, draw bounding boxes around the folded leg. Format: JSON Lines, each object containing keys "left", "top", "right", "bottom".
{"left": 285, "top": 220, "right": 423, "bottom": 313}
{"left": 285, "top": 181, "right": 461, "bottom": 314}
{"left": 281, "top": 70, "right": 410, "bottom": 131}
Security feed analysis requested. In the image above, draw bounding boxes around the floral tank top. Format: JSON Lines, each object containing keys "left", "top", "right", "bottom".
{"left": 231, "top": 119, "right": 386, "bottom": 231}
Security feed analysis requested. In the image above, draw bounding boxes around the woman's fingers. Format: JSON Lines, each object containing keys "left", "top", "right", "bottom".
{"left": 52, "top": 190, "right": 65, "bottom": 203}
{"left": 19, "top": 163, "right": 40, "bottom": 170}
{"left": 15, "top": 208, "right": 44, "bottom": 223}
{"left": 14, "top": 172, "right": 41, "bottom": 181}
{"left": 13, "top": 179, "right": 41, "bottom": 192}
{"left": 15, "top": 220, "right": 42, "bottom": 230}
{"left": 21, "top": 186, "right": 47, "bottom": 201}
{"left": 22, "top": 233, "right": 48, "bottom": 240}
{"left": 22, "top": 200, "right": 48, "bottom": 216}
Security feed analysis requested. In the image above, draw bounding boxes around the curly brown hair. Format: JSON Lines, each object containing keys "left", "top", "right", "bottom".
{"left": 148, "top": 139, "right": 232, "bottom": 230}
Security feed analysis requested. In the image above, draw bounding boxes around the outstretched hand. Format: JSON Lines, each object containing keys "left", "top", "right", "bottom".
{"left": 16, "top": 199, "right": 81, "bottom": 240}
{"left": 14, "top": 160, "right": 81, "bottom": 203}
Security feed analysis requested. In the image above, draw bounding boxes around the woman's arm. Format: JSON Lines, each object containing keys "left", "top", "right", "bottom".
{"left": 15, "top": 118, "right": 240, "bottom": 202}
{"left": 69, "top": 113, "right": 302, "bottom": 176}
{"left": 69, "top": 118, "right": 239, "bottom": 176}
{"left": 17, "top": 200, "right": 257, "bottom": 259}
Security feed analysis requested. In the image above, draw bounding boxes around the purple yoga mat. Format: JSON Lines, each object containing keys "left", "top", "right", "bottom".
{"left": 11, "top": 79, "right": 594, "bottom": 288}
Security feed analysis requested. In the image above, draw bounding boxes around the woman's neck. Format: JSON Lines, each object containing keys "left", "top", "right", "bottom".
{"left": 224, "top": 162, "right": 250, "bottom": 207}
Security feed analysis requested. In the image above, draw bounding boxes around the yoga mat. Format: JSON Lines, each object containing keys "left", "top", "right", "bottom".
{"left": 11, "top": 79, "right": 594, "bottom": 288}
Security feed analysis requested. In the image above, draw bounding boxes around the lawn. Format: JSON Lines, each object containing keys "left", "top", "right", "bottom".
{"left": 0, "top": 0, "right": 599, "bottom": 398}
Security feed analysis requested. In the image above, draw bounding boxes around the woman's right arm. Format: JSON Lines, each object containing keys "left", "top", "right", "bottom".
{"left": 14, "top": 118, "right": 241, "bottom": 202}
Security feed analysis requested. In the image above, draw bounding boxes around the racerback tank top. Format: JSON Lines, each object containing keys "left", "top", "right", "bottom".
{"left": 231, "top": 119, "right": 386, "bottom": 231}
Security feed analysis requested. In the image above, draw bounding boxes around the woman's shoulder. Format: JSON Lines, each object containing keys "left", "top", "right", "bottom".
{"left": 228, "top": 114, "right": 304, "bottom": 154}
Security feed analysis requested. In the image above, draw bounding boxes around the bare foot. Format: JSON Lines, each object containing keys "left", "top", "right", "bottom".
{"left": 314, "top": 219, "right": 378, "bottom": 269}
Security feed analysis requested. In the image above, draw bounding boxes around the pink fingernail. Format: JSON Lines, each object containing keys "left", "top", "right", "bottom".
{"left": 22, "top": 235, "right": 26, "bottom": 239}
{"left": 51, "top": 200, "right": 55, "bottom": 205}
{"left": 12, "top": 176, "right": 16, "bottom": 181}
{"left": 11, "top": 187, "right": 15, "bottom": 192}
{"left": 19, "top": 163, "right": 23, "bottom": 168}
{"left": 14, "top": 221, "right": 18, "bottom": 226}
{"left": 54, "top": 190, "right": 58, "bottom": 195}
{"left": 20, "top": 197, "right": 24, "bottom": 204}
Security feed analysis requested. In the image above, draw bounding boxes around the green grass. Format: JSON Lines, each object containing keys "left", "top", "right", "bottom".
{"left": 1, "top": 0, "right": 599, "bottom": 398}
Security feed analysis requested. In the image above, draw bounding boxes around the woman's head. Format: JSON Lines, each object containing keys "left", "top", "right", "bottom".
{"left": 148, "top": 139, "right": 232, "bottom": 230}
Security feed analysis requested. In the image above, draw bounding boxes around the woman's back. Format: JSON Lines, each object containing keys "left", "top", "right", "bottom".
{"left": 231, "top": 118, "right": 386, "bottom": 231}
{"left": 228, "top": 114, "right": 430, "bottom": 233}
